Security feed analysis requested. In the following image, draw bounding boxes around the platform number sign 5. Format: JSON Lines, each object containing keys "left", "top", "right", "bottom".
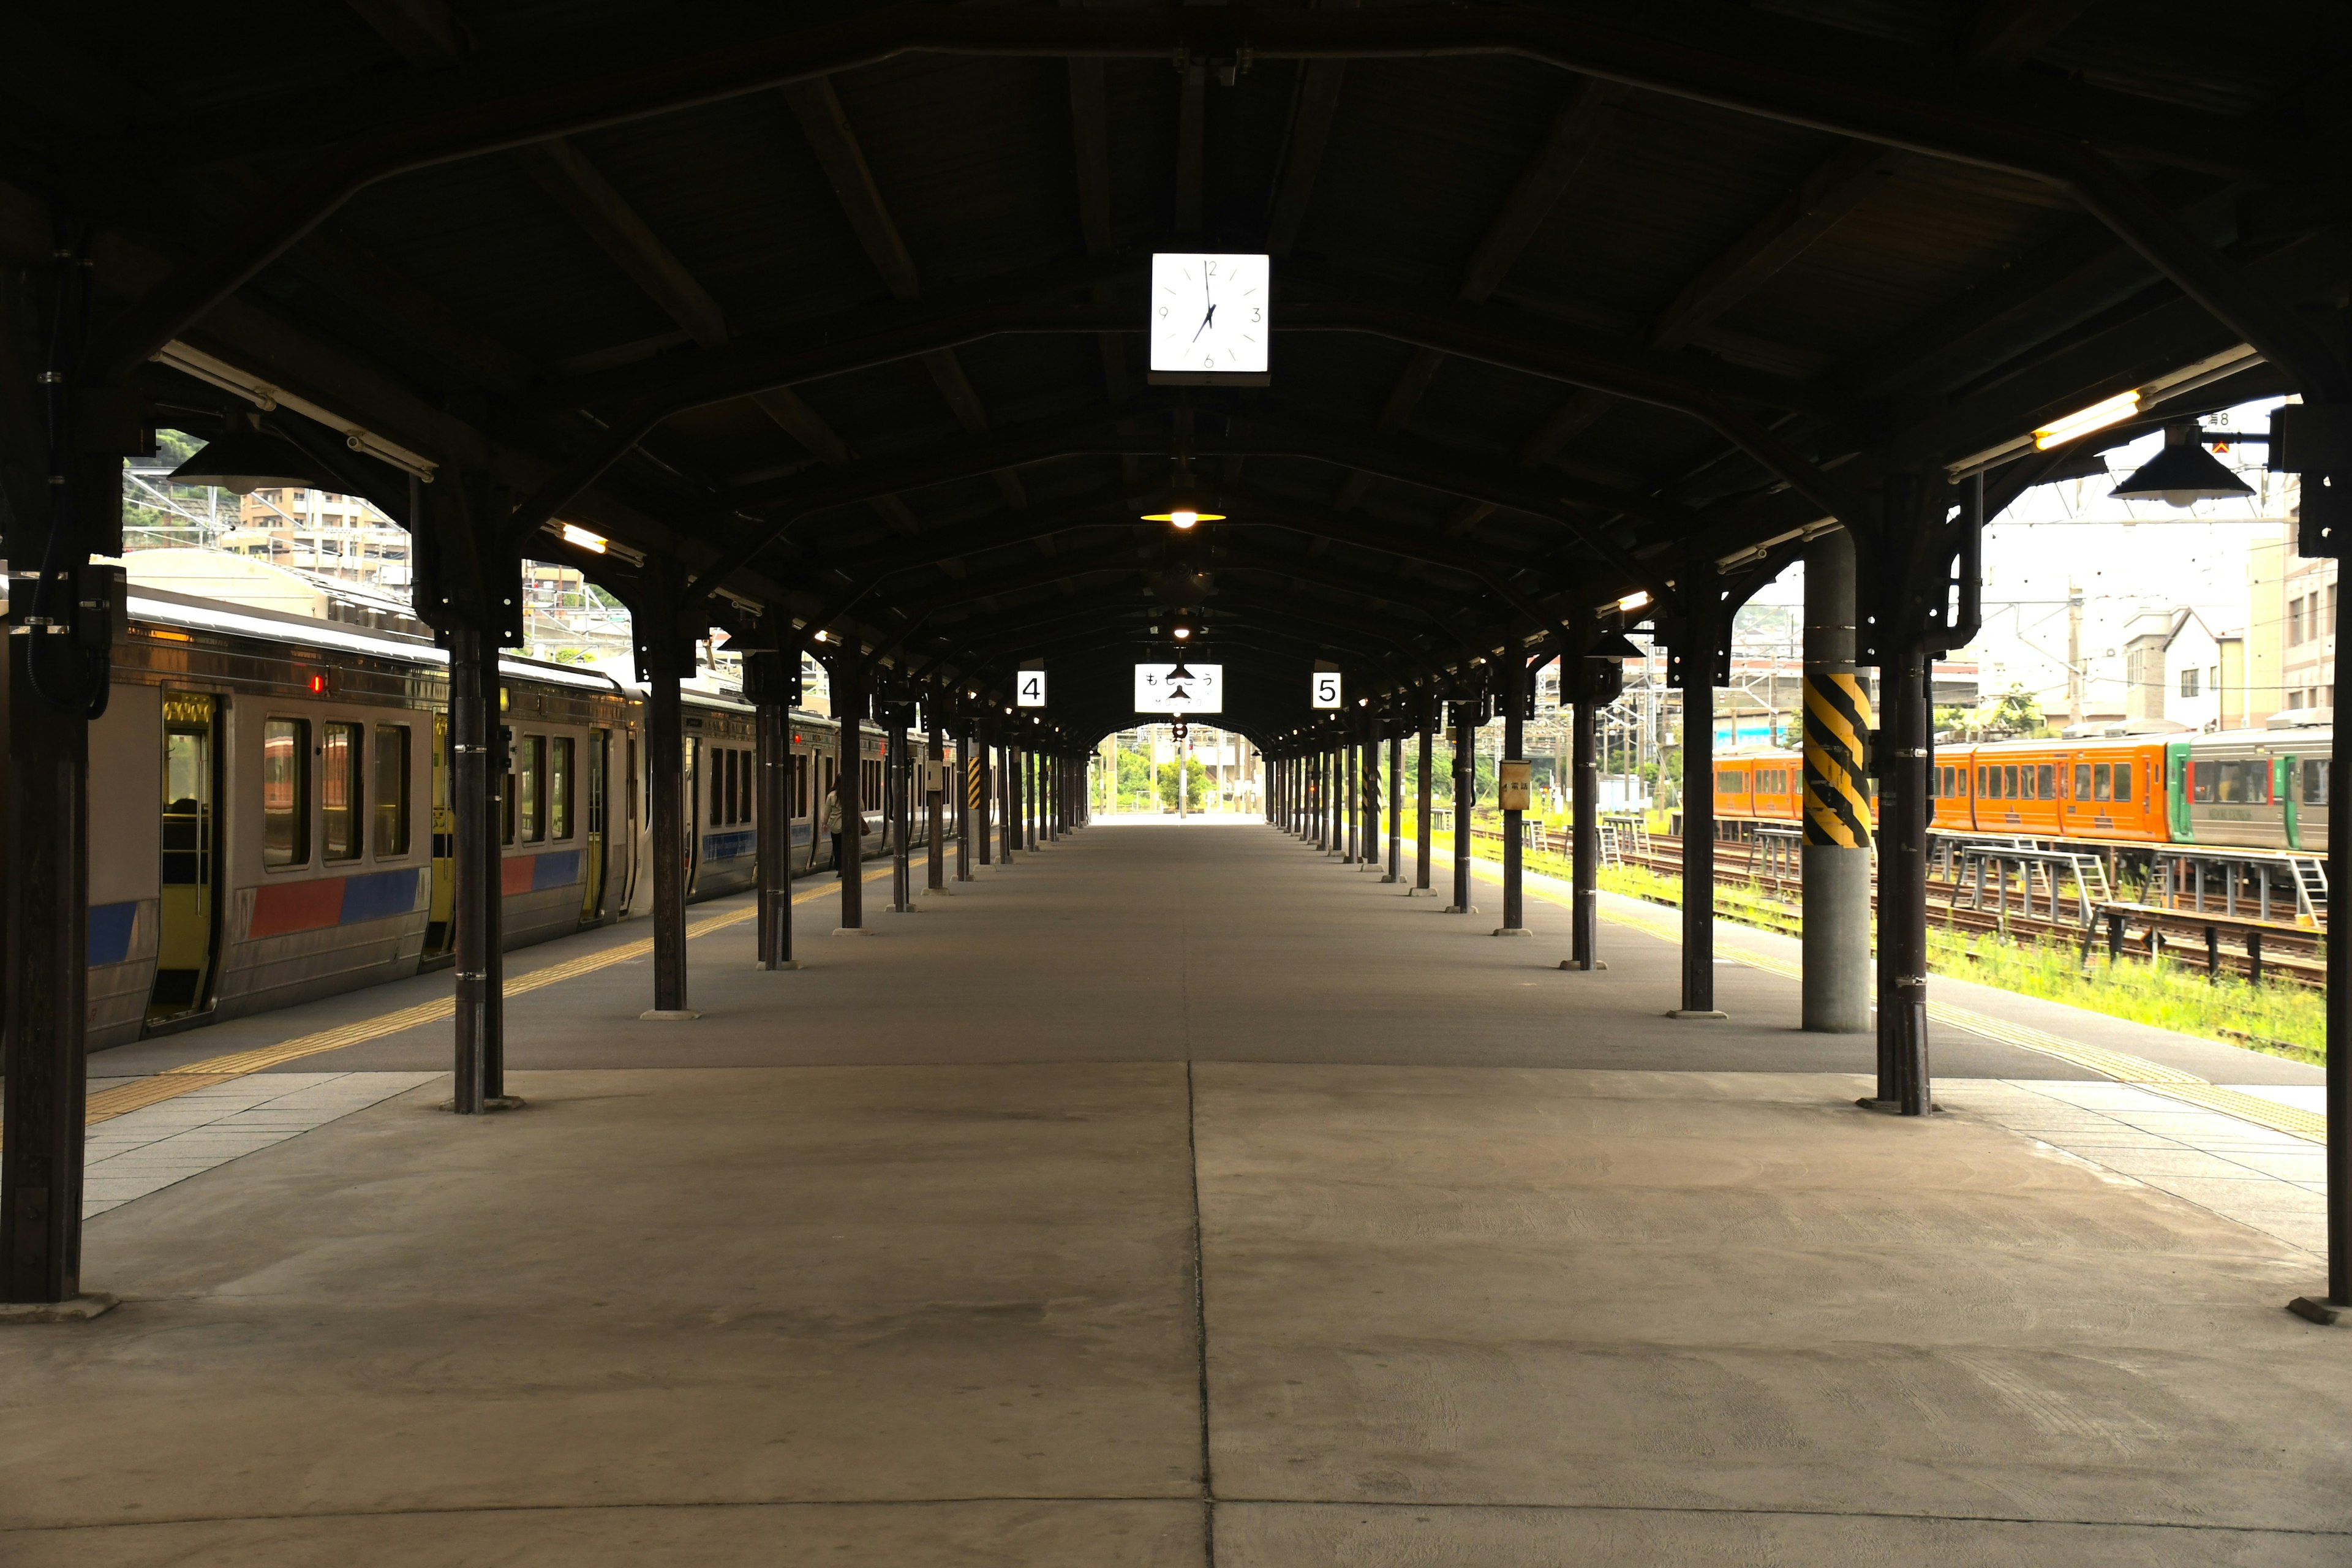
{"left": 1311, "top": 672, "right": 1342, "bottom": 709}
{"left": 1016, "top": 671, "right": 1047, "bottom": 708}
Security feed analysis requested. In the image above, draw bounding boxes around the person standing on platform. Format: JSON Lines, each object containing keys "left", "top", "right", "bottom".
{"left": 823, "top": 775, "right": 844, "bottom": 871}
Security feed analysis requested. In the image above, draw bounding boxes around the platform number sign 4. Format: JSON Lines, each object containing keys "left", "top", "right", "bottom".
{"left": 1016, "top": 670, "right": 1047, "bottom": 708}
{"left": 1311, "top": 672, "right": 1342, "bottom": 709}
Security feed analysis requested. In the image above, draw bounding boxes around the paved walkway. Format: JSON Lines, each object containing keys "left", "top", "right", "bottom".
{"left": 4, "top": 823, "right": 2345, "bottom": 1565}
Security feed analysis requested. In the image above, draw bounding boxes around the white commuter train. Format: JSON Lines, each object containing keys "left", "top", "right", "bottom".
{"left": 77, "top": 583, "right": 943, "bottom": 1049}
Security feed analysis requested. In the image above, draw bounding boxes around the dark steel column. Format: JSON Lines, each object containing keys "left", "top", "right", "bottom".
{"left": 1498, "top": 662, "right": 1527, "bottom": 935}
{"left": 834, "top": 655, "right": 866, "bottom": 929}
{"left": 955, "top": 726, "right": 974, "bottom": 882}
{"left": 0, "top": 616, "right": 92, "bottom": 1306}
{"left": 1343, "top": 739, "right": 1357, "bottom": 861}
{"left": 1025, "top": 745, "right": 1039, "bottom": 849}
{"left": 976, "top": 718, "right": 995, "bottom": 866}
{"left": 888, "top": 715, "right": 913, "bottom": 913}
{"left": 999, "top": 739, "right": 1016, "bottom": 864}
{"left": 2328, "top": 581, "right": 2351, "bottom": 1310}
{"left": 1384, "top": 733, "right": 1403, "bottom": 881}
{"left": 448, "top": 628, "right": 497, "bottom": 1104}
{"left": 1360, "top": 731, "right": 1381, "bottom": 869}
{"left": 1570, "top": 674, "right": 1600, "bottom": 970}
{"left": 1414, "top": 722, "right": 1434, "bottom": 894}
{"left": 1675, "top": 562, "right": 1722, "bottom": 1018}
{"left": 754, "top": 689, "right": 795, "bottom": 970}
{"left": 1871, "top": 651, "right": 1933, "bottom": 1111}
{"left": 1446, "top": 707, "right": 1476, "bottom": 914}
{"left": 646, "top": 648, "right": 693, "bottom": 1008}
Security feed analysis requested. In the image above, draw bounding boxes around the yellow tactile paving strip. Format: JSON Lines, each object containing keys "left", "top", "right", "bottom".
{"left": 15, "top": 869, "right": 892, "bottom": 1148}
{"left": 1492, "top": 857, "right": 2327, "bottom": 1145}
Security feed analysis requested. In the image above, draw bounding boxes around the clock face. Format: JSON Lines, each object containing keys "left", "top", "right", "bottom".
{"left": 1149, "top": 253, "right": 1270, "bottom": 380}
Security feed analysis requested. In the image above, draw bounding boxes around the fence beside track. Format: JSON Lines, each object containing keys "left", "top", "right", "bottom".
{"left": 1450, "top": 823, "right": 2323, "bottom": 989}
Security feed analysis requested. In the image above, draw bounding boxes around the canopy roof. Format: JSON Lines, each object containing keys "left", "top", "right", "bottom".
{"left": 6, "top": 1, "right": 2347, "bottom": 744}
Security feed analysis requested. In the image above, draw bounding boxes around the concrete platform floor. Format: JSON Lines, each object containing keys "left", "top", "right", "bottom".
{"left": 5, "top": 823, "right": 2347, "bottom": 1565}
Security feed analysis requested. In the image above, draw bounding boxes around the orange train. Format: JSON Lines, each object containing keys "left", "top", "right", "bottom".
{"left": 1709, "top": 729, "right": 2333, "bottom": 854}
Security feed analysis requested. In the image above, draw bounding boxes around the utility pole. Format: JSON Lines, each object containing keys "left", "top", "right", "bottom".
{"left": 2067, "top": 579, "right": 2084, "bottom": 727}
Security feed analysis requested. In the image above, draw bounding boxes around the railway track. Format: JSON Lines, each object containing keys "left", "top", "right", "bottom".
{"left": 1452, "top": 823, "right": 2324, "bottom": 989}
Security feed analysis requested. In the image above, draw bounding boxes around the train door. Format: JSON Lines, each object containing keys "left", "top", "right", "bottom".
{"left": 147, "top": 692, "right": 221, "bottom": 1025}
{"left": 581, "top": 727, "right": 609, "bottom": 920}
{"left": 422, "top": 713, "right": 456, "bottom": 957}
{"left": 685, "top": 736, "right": 702, "bottom": 896}
{"left": 624, "top": 732, "right": 641, "bottom": 908}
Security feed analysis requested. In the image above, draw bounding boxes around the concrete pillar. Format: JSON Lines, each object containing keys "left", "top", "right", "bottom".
{"left": 956, "top": 725, "right": 975, "bottom": 881}
{"left": 1802, "top": 527, "right": 1872, "bottom": 1033}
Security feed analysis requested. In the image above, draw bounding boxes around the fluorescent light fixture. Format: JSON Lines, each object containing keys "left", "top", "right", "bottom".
{"left": 559, "top": 522, "right": 608, "bottom": 553}
{"left": 2034, "top": 390, "right": 2139, "bottom": 450}
{"left": 1617, "top": 590, "right": 1650, "bottom": 612}
{"left": 812, "top": 629, "right": 828, "bottom": 642}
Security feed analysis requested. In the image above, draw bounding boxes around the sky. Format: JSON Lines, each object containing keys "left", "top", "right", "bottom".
{"left": 1738, "top": 396, "right": 2298, "bottom": 718}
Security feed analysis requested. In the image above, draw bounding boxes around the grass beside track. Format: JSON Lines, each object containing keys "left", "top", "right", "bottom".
{"left": 1433, "top": 826, "right": 2324, "bottom": 1068}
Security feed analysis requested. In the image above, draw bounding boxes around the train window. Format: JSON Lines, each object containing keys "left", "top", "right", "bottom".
{"left": 501, "top": 728, "right": 517, "bottom": 845}
{"left": 262, "top": 719, "right": 310, "bottom": 868}
{"left": 1716, "top": 767, "right": 1743, "bottom": 794}
{"left": 2001, "top": 764, "right": 2018, "bottom": 799}
{"left": 2074, "top": 764, "right": 2090, "bottom": 801}
{"left": 727, "top": 748, "right": 742, "bottom": 824}
{"left": 2092, "top": 763, "right": 2111, "bottom": 801}
{"left": 374, "top": 725, "right": 410, "bottom": 856}
{"left": 322, "top": 723, "right": 362, "bottom": 861}
{"left": 2304, "top": 758, "right": 2329, "bottom": 807}
{"left": 2113, "top": 761, "right": 2132, "bottom": 802}
{"left": 793, "top": 753, "right": 809, "bottom": 818}
{"left": 2035, "top": 764, "right": 2054, "bottom": 799}
{"left": 551, "top": 736, "right": 573, "bottom": 840}
{"left": 2193, "top": 759, "right": 2271, "bottom": 804}
{"left": 519, "top": 734, "right": 546, "bottom": 842}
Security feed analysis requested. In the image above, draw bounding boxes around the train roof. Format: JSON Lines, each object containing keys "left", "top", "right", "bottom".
{"left": 128, "top": 584, "right": 625, "bottom": 697}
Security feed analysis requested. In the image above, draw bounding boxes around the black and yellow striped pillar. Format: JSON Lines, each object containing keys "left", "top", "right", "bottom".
{"left": 1801, "top": 527, "right": 1874, "bottom": 1034}
{"left": 1802, "top": 671, "right": 1872, "bottom": 851}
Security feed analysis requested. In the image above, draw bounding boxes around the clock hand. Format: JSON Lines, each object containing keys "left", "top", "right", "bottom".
{"left": 1191, "top": 302, "right": 1216, "bottom": 342}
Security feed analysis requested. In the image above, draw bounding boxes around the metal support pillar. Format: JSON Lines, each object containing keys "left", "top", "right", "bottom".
{"left": 448, "top": 627, "right": 510, "bottom": 1096}
{"left": 1570, "top": 676, "right": 1599, "bottom": 968}
{"left": 833, "top": 655, "right": 866, "bottom": 929}
{"left": 0, "top": 619, "right": 92, "bottom": 1306}
{"left": 753, "top": 682, "right": 796, "bottom": 970}
{"left": 1446, "top": 708, "right": 1475, "bottom": 914}
{"left": 927, "top": 745, "right": 946, "bottom": 891}
{"left": 1004, "top": 741, "right": 1017, "bottom": 852}
{"left": 1360, "top": 732, "right": 1381, "bottom": 868}
{"left": 1343, "top": 740, "right": 1357, "bottom": 861}
{"left": 2325, "top": 578, "right": 2352, "bottom": 1311}
{"left": 956, "top": 726, "right": 975, "bottom": 881}
{"left": 1413, "top": 722, "right": 1434, "bottom": 894}
{"left": 1802, "top": 528, "right": 1872, "bottom": 1032}
{"left": 645, "top": 645, "right": 694, "bottom": 1000}
{"left": 1872, "top": 650, "right": 1932, "bottom": 1110}
{"left": 976, "top": 720, "right": 994, "bottom": 866}
{"left": 1498, "top": 661, "right": 1527, "bottom": 935}
{"left": 1384, "top": 733, "right": 1403, "bottom": 881}
{"left": 888, "top": 715, "right": 914, "bottom": 913}
{"left": 1673, "top": 560, "right": 1723, "bottom": 1018}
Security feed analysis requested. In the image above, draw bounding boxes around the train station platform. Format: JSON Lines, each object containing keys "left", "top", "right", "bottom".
{"left": 5, "top": 823, "right": 2346, "bottom": 1564}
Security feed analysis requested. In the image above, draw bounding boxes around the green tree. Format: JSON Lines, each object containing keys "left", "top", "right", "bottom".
{"left": 1158, "top": 754, "right": 1212, "bottom": 810}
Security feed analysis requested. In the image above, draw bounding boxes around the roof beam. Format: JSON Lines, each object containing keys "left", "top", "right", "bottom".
{"left": 1651, "top": 139, "right": 1905, "bottom": 350}
{"left": 783, "top": 74, "right": 1025, "bottom": 502}
{"left": 99, "top": 5, "right": 2304, "bottom": 381}
{"left": 1066, "top": 46, "right": 1128, "bottom": 397}
{"left": 1963, "top": 0, "right": 2098, "bottom": 69}
{"left": 1376, "top": 77, "right": 1616, "bottom": 439}
{"left": 1265, "top": 57, "right": 1348, "bottom": 257}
